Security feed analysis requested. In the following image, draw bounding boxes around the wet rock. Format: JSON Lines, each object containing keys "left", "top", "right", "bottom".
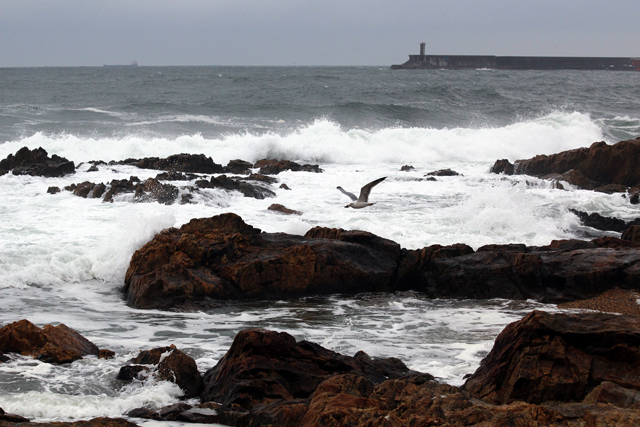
{"left": 268, "top": 204, "right": 302, "bottom": 215}
{"left": 622, "top": 225, "right": 640, "bottom": 242}
{"left": 279, "top": 183, "right": 291, "bottom": 190}
{"left": 0, "top": 417, "right": 141, "bottom": 427}
{"left": 225, "top": 159, "right": 253, "bottom": 174}
{"left": 426, "top": 168, "right": 460, "bottom": 176}
{"left": 102, "top": 178, "right": 138, "bottom": 203}
{"left": 255, "top": 159, "right": 323, "bottom": 175}
{"left": 464, "top": 310, "right": 640, "bottom": 405}
{"left": 154, "top": 171, "right": 198, "bottom": 181}
{"left": 0, "top": 146, "right": 75, "bottom": 177}
{"left": 570, "top": 208, "right": 640, "bottom": 232}
{"left": 71, "top": 181, "right": 107, "bottom": 199}
{"left": 0, "top": 319, "right": 104, "bottom": 364}
{"left": 196, "top": 175, "right": 275, "bottom": 199}
{"left": 133, "top": 178, "right": 179, "bottom": 205}
{"left": 490, "top": 158, "right": 515, "bottom": 174}
{"left": 118, "top": 345, "right": 203, "bottom": 399}
{"left": 400, "top": 165, "right": 415, "bottom": 171}
{"left": 242, "top": 173, "right": 278, "bottom": 184}
{"left": 398, "top": 237, "right": 640, "bottom": 303}
{"left": 200, "top": 329, "right": 412, "bottom": 410}
{"left": 132, "top": 153, "right": 224, "bottom": 174}
{"left": 492, "top": 138, "right": 640, "bottom": 190}
{"left": 47, "top": 186, "right": 61, "bottom": 194}
{"left": 123, "top": 213, "right": 401, "bottom": 310}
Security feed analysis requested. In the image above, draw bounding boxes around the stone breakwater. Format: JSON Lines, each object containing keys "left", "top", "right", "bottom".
{"left": 4, "top": 311, "right": 640, "bottom": 426}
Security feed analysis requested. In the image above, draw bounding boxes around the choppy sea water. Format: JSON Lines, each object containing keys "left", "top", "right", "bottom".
{"left": 1, "top": 66, "right": 639, "bottom": 422}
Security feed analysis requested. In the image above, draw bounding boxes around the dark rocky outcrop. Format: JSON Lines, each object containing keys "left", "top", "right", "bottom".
{"left": 195, "top": 175, "right": 275, "bottom": 199}
{"left": 0, "top": 147, "right": 75, "bottom": 177}
{"left": 425, "top": 168, "right": 461, "bottom": 176}
{"left": 225, "top": 159, "right": 253, "bottom": 175}
{"left": 117, "top": 345, "right": 203, "bottom": 399}
{"left": 464, "top": 310, "right": 640, "bottom": 405}
{"left": 0, "top": 319, "right": 107, "bottom": 364}
{"left": 491, "top": 138, "right": 640, "bottom": 191}
{"left": 128, "top": 153, "right": 225, "bottom": 174}
{"left": 400, "top": 237, "right": 640, "bottom": 303}
{"left": 124, "top": 213, "right": 640, "bottom": 310}
{"left": 400, "top": 165, "right": 414, "bottom": 171}
{"left": 0, "top": 418, "right": 139, "bottom": 427}
{"left": 200, "top": 329, "right": 412, "bottom": 410}
{"left": 571, "top": 209, "right": 640, "bottom": 233}
{"left": 255, "top": 159, "right": 323, "bottom": 175}
{"left": 268, "top": 204, "right": 302, "bottom": 215}
{"left": 125, "top": 316, "right": 640, "bottom": 427}
{"left": 622, "top": 225, "right": 640, "bottom": 242}
{"left": 123, "top": 213, "right": 401, "bottom": 310}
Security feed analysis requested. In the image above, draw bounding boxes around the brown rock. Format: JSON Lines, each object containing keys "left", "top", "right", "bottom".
{"left": 123, "top": 214, "right": 401, "bottom": 310}
{"left": 496, "top": 138, "right": 640, "bottom": 189}
{"left": 426, "top": 168, "right": 461, "bottom": 176}
{"left": 0, "top": 146, "right": 75, "bottom": 177}
{"left": 122, "top": 345, "right": 203, "bottom": 399}
{"left": 0, "top": 319, "right": 100, "bottom": 364}
{"left": 268, "top": 203, "right": 302, "bottom": 215}
{"left": 200, "top": 329, "right": 411, "bottom": 410}
{"left": 225, "top": 159, "right": 253, "bottom": 174}
{"left": 622, "top": 225, "right": 640, "bottom": 242}
{"left": 0, "top": 417, "right": 140, "bottom": 427}
{"left": 133, "top": 153, "right": 224, "bottom": 174}
{"left": 464, "top": 310, "right": 640, "bottom": 405}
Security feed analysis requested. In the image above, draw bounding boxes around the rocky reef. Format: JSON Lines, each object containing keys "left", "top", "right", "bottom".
{"left": 490, "top": 137, "right": 640, "bottom": 195}
{"left": 123, "top": 212, "right": 640, "bottom": 310}
{"left": 4, "top": 310, "right": 640, "bottom": 426}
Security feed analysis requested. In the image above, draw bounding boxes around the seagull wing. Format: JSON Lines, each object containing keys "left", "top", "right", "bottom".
{"left": 337, "top": 186, "right": 358, "bottom": 201}
{"left": 357, "top": 177, "right": 386, "bottom": 203}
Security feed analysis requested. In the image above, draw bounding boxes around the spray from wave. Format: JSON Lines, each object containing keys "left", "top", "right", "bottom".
{"left": 0, "top": 112, "right": 604, "bottom": 166}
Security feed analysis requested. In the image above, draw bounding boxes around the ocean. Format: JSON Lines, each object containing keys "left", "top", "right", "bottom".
{"left": 1, "top": 66, "right": 639, "bottom": 423}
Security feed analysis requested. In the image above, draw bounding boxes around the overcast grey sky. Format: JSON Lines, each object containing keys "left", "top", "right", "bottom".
{"left": 1, "top": 0, "right": 639, "bottom": 66}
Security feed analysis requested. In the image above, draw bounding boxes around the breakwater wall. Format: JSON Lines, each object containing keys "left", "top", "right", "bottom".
{"left": 392, "top": 53, "right": 640, "bottom": 71}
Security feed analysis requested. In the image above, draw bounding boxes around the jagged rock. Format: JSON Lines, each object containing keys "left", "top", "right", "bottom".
{"left": 464, "top": 310, "right": 640, "bottom": 406}
{"left": 196, "top": 175, "right": 275, "bottom": 199}
{"left": 426, "top": 168, "right": 460, "bottom": 176}
{"left": 47, "top": 186, "right": 60, "bottom": 194}
{"left": 200, "top": 329, "right": 412, "bottom": 410}
{"left": 117, "top": 345, "right": 202, "bottom": 399}
{"left": 0, "top": 417, "right": 140, "bottom": 427}
{"left": 137, "top": 319, "right": 640, "bottom": 426}
{"left": 133, "top": 178, "right": 179, "bottom": 205}
{"left": 397, "top": 237, "right": 640, "bottom": 303}
{"left": 622, "top": 225, "right": 640, "bottom": 242}
{"left": 490, "top": 159, "right": 515, "bottom": 174}
{"left": 0, "top": 147, "right": 75, "bottom": 177}
{"left": 0, "top": 319, "right": 104, "bottom": 364}
{"left": 268, "top": 204, "right": 302, "bottom": 215}
{"left": 400, "top": 165, "right": 415, "bottom": 171}
{"left": 102, "top": 178, "right": 139, "bottom": 202}
{"left": 123, "top": 213, "right": 401, "bottom": 310}
{"left": 491, "top": 138, "right": 640, "bottom": 190}
{"left": 155, "top": 171, "right": 198, "bottom": 181}
{"left": 225, "top": 159, "right": 253, "bottom": 174}
{"left": 132, "top": 153, "right": 224, "bottom": 174}
{"left": 255, "top": 159, "right": 323, "bottom": 175}
{"left": 279, "top": 183, "right": 291, "bottom": 190}
{"left": 570, "top": 208, "right": 640, "bottom": 232}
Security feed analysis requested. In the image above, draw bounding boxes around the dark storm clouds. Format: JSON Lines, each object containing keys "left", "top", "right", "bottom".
{"left": 1, "top": 0, "right": 638, "bottom": 66}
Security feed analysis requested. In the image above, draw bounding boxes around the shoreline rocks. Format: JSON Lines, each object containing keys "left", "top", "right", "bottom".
{"left": 491, "top": 137, "right": 640, "bottom": 191}
{"left": 0, "top": 320, "right": 110, "bottom": 364}
{"left": 123, "top": 212, "right": 640, "bottom": 310}
{"left": 0, "top": 147, "right": 75, "bottom": 177}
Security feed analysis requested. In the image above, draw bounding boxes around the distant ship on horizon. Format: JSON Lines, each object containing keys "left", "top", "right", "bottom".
{"left": 103, "top": 60, "right": 138, "bottom": 67}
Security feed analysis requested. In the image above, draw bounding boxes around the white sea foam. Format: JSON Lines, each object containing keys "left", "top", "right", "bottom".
{"left": 0, "top": 112, "right": 604, "bottom": 166}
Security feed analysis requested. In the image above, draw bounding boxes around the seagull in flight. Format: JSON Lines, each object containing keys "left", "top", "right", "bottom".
{"left": 337, "top": 177, "right": 386, "bottom": 209}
